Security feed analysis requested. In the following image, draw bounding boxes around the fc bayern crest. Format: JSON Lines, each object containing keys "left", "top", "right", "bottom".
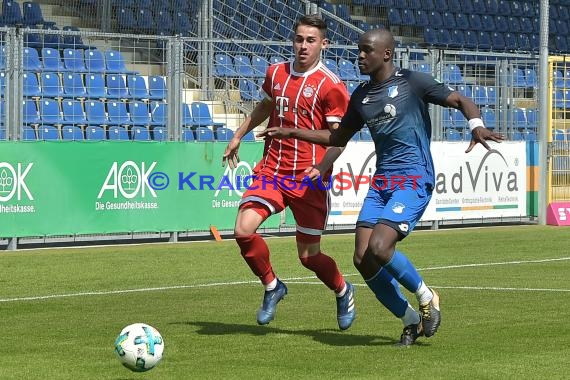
{"left": 388, "top": 85, "right": 398, "bottom": 98}
{"left": 303, "top": 85, "right": 316, "bottom": 97}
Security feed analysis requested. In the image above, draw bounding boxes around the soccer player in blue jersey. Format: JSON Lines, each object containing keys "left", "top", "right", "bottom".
{"left": 259, "top": 28, "right": 503, "bottom": 346}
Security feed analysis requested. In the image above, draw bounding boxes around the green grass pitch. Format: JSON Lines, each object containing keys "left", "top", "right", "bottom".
{"left": 1, "top": 225, "right": 569, "bottom": 379}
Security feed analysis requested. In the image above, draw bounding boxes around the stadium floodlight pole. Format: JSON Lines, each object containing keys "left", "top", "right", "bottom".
{"left": 538, "top": 0, "right": 549, "bottom": 225}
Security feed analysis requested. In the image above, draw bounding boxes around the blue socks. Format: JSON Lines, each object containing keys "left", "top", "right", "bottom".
{"left": 365, "top": 268, "right": 408, "bottom": 318}
{"left": 383, "top": 250, "right": 422, "bottom": 293}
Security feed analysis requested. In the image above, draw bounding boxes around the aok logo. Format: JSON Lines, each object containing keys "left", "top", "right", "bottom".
{"left": 0, "top": 162, "right": 34, "bottom": 202}
{"left": 98, "top": 161, "right": 158, "bottom": 199}
{"left": 213, "top": 161, "right": 255, "bottom": 198}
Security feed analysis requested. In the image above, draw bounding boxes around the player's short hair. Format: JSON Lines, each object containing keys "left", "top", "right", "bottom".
{"left": 294, "top": 14, "right": 327, "bottom": 38}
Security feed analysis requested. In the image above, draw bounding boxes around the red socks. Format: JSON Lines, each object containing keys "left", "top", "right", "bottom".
{"left": 235, "top": 233, "right": 275, "bottom": 285}
{"left": 299, "top": 252, "right": 345, "bottom": 293}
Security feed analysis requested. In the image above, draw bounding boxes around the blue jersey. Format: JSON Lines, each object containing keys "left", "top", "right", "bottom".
{"left": 342, "top": 69, "right": 454, "bottom": 186}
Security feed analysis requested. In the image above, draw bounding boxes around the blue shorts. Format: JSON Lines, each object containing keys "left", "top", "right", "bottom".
{"left": 356, "top": 169, "right": 433, "bottom": 238}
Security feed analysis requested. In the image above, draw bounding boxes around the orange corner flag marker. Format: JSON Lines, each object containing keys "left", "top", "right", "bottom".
{"left": 210, "top": 225, "right": 223, "bottom": 241}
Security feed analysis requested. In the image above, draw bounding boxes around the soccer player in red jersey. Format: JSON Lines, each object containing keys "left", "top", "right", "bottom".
{"left": 222, "top": 14, "right": 356, "bottom": 329}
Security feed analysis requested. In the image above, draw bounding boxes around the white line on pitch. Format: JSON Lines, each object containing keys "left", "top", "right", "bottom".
{"left": 1, "top": 256, "right": 569, "bottom": 303}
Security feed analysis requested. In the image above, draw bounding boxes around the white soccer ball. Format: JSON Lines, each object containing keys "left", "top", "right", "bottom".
{"left": 114, "top": 323, "right": 164, "bottom": 372}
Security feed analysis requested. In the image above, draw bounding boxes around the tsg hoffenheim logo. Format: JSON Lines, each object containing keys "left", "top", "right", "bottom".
{"left": 388, "top": 85, "right": 398, "bottom": 98}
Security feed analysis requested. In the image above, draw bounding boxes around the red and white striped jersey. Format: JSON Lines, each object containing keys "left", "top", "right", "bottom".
{"left": 257, "top": 61, "right": 349, "bottom": 179}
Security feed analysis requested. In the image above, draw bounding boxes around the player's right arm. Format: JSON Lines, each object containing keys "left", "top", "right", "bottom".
{"left": 222, "top": 97, "right": 273, "bottom": 168}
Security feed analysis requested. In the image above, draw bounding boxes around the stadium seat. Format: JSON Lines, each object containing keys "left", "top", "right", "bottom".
{"left": 61, "top": 125, "right": 84, "bottom": 140}
{"left": 40, "top": 72, "right": 64, "bottom": 98}
{"left": 62, "top": 99, "right": 88, "bottom": 125}
{"left": 526, "top": 108, "right": 538, "bottom": 130}
{"left": 85, "top": 100, "right": 109, "bottom": 127}
{"left": 338, "top": 58, "right": 359, "bottom": 81}
{"left": 85, "top": 73, "right": 107, "bottom": 99}
{"left": 238, "top": 79, "right": 262, "bottom": 102}
{"left": 443, "top": 65, "right": 464, "bottom": 84}
{"left": 23, "top": 47, "right": 42, "bottom": 71}
{"left": 441, "top": 108, "right": 452, "bottom": 129}
{"left": 127, "top": 75, "right": 150, "bottom": 100}
{"left": 233, "top": 54, "right": 255, "bottom": 77}
{"left": 132, "top": 125, "right": 150, "bottom": 141}
{"left": 190, "top": 102, "right": 225, "bottom": 128}
{"left": 108, "top": 126, "right": 130, "bottom": 140}
{"left": 446, "top": 128, "right": 462, "bottom": 141}
{"left": 23, "top": 72, "right": 41, "bottom": 98}
{"left": 23, "top": 99, "right": 41, "bottom": 125}
{"left": 148, "top": 76, "right": 167, "bottom": 100}
{"left": 215, "top": 127, "right": 234, "bottom": 141}
{"left": 61, "top": 26, "right": 89, "bottom": 50}
{"left": 63, "top": 49, "right": 87, "bottom": 72}
{"left": 251, "top": 55, "right": 269, "bottom": 78}
{"left": 41, "top": 48, "right": 67, "bottom": 72}
{"left": 150, "top": 102, "right": 167, "bottom": 127}
{"left": 481, "top": 107, "right": 496, "bottom": 129}
{"left": 214, "top": 54, "right": 237, "bottom": 77}
{"left": 486, "top": 86, "right": 497, "bottom": 105}
{"left": 181, "top": 127, "right": 195, "bottom": 142}
{"left": 39, "top": 98, "right": 64, "bottom": 125}
{"left": 322, "top": 58, "right": 340, "bottom": 77}
{"left": 85, "top": 125, "right": 106, "bottom": 140}
{"left": 524, "top": 68, "right": 538, "bottom": 88}
{"left": 154, "top": 10, "right": 174, "bottom": 35}
{"left": 152, "top": 126, "right": 167, "bottom": 141}
{"left": 22, "top": 126, "right": 37, "bottom": 141}
{"left": 84, "top": 49, "right": 106, "bottom": 73}
{"left": 346, "top": 81, "right": 359, "bottom": 95}
{"left": 457, "top": 84, "right": 473, "bottom": 99}
{"left": 509, "top": 68, "right": 527, "bottom": 88}
{"left": 106, "top": 74, "right": 129, "bottom": 99}
{"left": 105, "top": 50, "right": 137, "bottom": 74}
{"left": 136, "top": 8, "right": 154, "bottom": 34}
{"left": 129, "top": 101, "right": 152, "bottom": 126}
{"left": 63, "top": 73, "right": 87, "bottom": 98}
{"left": 241, "top": 130, "right": 256, "bottom": 142}
{"left": 23, "top": 1, "right": 48, "bottom": 26}
{"left": 2, "top": 1, "right": 23, "bottom": 25}
{"left": 449, "top": 108, "right": 466, "bottom": 129}
{"left": 511, "top": 107, "right": 527, "bottom": 129}
{"left": 472, "top": 85, "right": 488, "bottom": 106}
{"left": 116, "top": 7, "right": 137, "bottom": 33}
{"left": 195, "top": 126, "right": 215, "bottom": 142}
{"left": 107, "top": 101, "right": 131, "bottom": 126}
{"left": 37, "top": 125, "right": 59, "bottom": 140}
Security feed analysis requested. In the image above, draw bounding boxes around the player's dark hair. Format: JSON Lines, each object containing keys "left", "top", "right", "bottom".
{"left": 294, "top": 14, "right": 327, "bottom": 38}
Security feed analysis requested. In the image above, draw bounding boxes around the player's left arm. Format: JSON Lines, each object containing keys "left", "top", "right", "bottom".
{"left": 304, "top": 122, "right": 345, "bottom": 181}
{"left": 443, "top": 91, "right": 504, "bottom": 153}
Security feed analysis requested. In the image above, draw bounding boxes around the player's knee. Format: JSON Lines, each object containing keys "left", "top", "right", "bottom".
{"left": 367, "top": 235, "right": 393, "bottom": 264}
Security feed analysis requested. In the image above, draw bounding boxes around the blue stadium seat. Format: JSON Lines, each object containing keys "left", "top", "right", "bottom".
{"left": 510, "top": 0, "right": 523, "bottom": 16}
{"left": 468, "top": 14, "right": 483, "bottom": 31}
{"left": 427, "top": 11, "right": 443, "bottom": 29}
{"left": 239, "top": 79, "right": 262, "bottom": 101}
{"left": 441, "top": 108, "right": 452, "bottom": 129}
{"left": 154, "top": 10, "right": 173, "bottom": 35}
{"left": 511, "top": 107, "right": 527, "bottom": 129}
{"left": 21, "top": 126, "right": 37, "bottom": 141}
{"left": 84, "top": 49, "right": 106, "bottom": 73}
{"left": 2, "top": 1, "right": 23, "bottom": 25}
{"left": 471, "top": 0, "right": 487, "bottom": 14}
{"left": 251, "top": 55, "right": 269, "bottom": 78}
{"left": 136, "top": 8, "right": 153, "bottom": 34}
{"left": 443, "top": 65, "right": 464, "bottom": 84}
{"left": 509, "top": 67, "right": 527, "bottom": 88}
{"left": 449, "top": 108, "right": 466, "bottom": 129}
{"left": 62, "top": 99, "right": 88, "bottom": 125}
{"left": 215, "top": 127, "right": 234, "bottom": 142}
{"left": 152, "top": 125, "right": 167, "bottom": 141}
{"left": 23, "top": 99, "right": 41, "bottom": 125}
{"left": 116, "top": 7, "right": 137, "bottom": 33}
{"left": 346, "top": 81, "right": 359, "bottom": 95}
{"left": 481, "top": 107, "right": 496, "bottom": 129}
{"left": 148, "top": 76, "right": 166, "bottom": 100}
{"left": 360, "top": 127, "right": 373, "bottom": 141}
{"left": 149, "top": 102, "right": 167, "bottom": 127}
{"left": 195, "top": 126, "right": 214, "bottom": 142}
{"left": 242, "top": 130, "right": 256, "bottom": 142}
{"left": 61, "top": 125, "right": 84, "bottom": 140}
{"left": 338, "top": 58, "right": 359, "bottom": 81}
{"left": 526, "top": 108, "right": 537, "bottom": 131}
{"left": 401, "top": 9, "right": 416, "bottom": 26}
{"left": 214, "top": 53, "right": 237, "bottom": 77}
{"left": 481, "top": 15, "right": 496, "bottom": 31}
{"left": 181, "top": 103, "right": 193, "bottom": 127}
{"left": 23, "top": 47, "right": 42, "bottom": 71}
{"left": 39, "top": 98, "right": 64, "bottom": 125}
{"left": 85, "top": 100, "right": 108, "bottom": 127}
{"left": 85, "top": 73, "right": 107, "bottom": 99}
{"left": 449, "top": 30, "right": 465, "bottom": 49}
{"left": 423, "top": 27, "right": 439, "bottom": 47}
{"left": 233, "top": 54, "right": 255, "bottom": 77}
{"left": 85, "top": 125, "right": 106, "bottom": 140}
{"left": 23, "top": 72, "right": 41, "bottom": 98}
{"left": 181, "top": 127, "right": 195, "bottom": 142}
{"left": 446, "top": 128, "right": 462, "bottom": 141}
{"left": 41, "top": 48, "right": 67, "bottom": 72}
{"left": 63, "top": 73, "right": 87, "bottom": 98}
{"left": 23, "top": 1, "right": 45, "bottom": 27}
{"left": 172, "top": 11, "right": 193, "bottom": 35}
{"left": 105, "top": 50, "right": 137, "bottom": 74}
{"left": 106, "top": 74, "right": 129, "bottom": 99}
{"left": 387, "top": 8, "right": 402, "bottom": 25}
{"left": 63, "top": 49, "right": 87, "bottom": 72}
{"left": 129, "top": 101, "right": 152, "bottom": 126}
{"left": 24, "top": 31, "right": 43, "bottom": 51}
{"left": 455, "top": 13, "right": 469, "bottom": 30}
{"left": 42, "top": 24, "right": 62, "bottom": 50}
{"left": 0, "top": 72, "right": 6, "bottom": 97}
{"left": 491, "top": 32, "right": 505, "bottom": 51}
{"left": 442, "top": 12, "right": 456, "bottom": 29}
{"left": 61, "top": 26, "right": 88, "bottom": 50}
{"left": 132, "top": 125, "right": 150, "bottom": 141}
{"left": 107, "top": 101, "right": 131, "bottom": 126}
{"left": 108, "top": 126, "right": 129, "bottom": 140}
{"left": 504, "top": 32, "right": 518, "bottom": 51}
{"left": 457, "top": 84, "right": 473, "bottom": 99}
{"left": 553, "top": 90, "right": 566, "bottom": 109}
{"left": 472, "top": 85, "right": 488, "bottom": 106}
{"left": 322, "top": 58, "right": 340, "bottom": 77}
{"left": 40, "top": 72, "right": 64, "bottom": 98}
{"left": 37, "top": 125, "right": 59, "bottom": 140}
{"left": 516, "top": 33, "right": 531, "bottom": 52}
{"left": 525, "top": 68, "right": 538, "bottom": 88}
{"left": 477, "top": 31, "right": 492, "bottom": 50}
{"left": 191, "top": 102, "right": 225, "bottom": 128}
{"left": 507, "top": 16, "right": 521, "bottom": 33}
{"left": 127, "top": 74, "right": 150, "bottom": 100}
